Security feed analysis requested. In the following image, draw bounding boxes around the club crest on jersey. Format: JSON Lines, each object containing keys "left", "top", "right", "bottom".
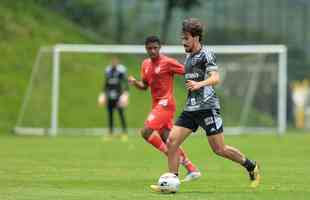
{"left": 158, "top": 99, "right": 168, "bottom": 106}
{"left": 191, "top": 56, "right": 200, "bottom": 66}
{"left": 147, "top": 113, "right": 155, "bottom": 121}
{"left": 144, "top": 66, "right": 150, "bottom": 75}
{"left": 155, "top": 66, "right": 161, "bottom": 74}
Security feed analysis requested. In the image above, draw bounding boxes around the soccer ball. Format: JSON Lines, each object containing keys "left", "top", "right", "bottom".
{"left": 158, "top": 172, "right": 180, "bottom": 193}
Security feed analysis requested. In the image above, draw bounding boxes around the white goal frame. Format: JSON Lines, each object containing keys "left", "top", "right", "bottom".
{"left": 17, "top": 44, "right": 288, "bottom": 136}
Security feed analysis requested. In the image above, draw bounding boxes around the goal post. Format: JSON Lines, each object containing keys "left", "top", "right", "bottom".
{"left": 15, "top": 44, "right": 287, "bottom": 136}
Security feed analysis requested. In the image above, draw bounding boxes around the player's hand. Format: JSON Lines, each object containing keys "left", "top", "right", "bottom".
{"left": 97, "top": 93, "right": 106, "bottom": 107}
{"left": 128, "top": 75, "right": 137, "bottom": 85}
{"left": 186, "top": 80, "right": 203, "bottom": 91}
{"left": 118, "top": 92, "right": 129, "bottom": 108}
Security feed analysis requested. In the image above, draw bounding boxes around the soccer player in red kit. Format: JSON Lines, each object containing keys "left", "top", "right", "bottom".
{"left": 128, "top": 36, "right": 201, "bottom": 182}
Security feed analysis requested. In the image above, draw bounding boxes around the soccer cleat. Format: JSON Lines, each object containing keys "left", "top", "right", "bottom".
{"left": 120, "top": 134, "right": 128, "bottom": 142}
{"left": 150, "top": 184, "right": 161, "bottom": 192}
{"left": 249, "top": 164, "right": 260, "bottom": 188}
{"left": 181, "top": 171, "right": 202, "bottom": 182}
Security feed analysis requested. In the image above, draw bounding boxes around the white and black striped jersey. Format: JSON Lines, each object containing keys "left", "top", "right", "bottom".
{"left": 183, "top": 46, "right": 220, "bottom": 111}
{"left": 103, "top": 64, "right": 128, "bottom": 100}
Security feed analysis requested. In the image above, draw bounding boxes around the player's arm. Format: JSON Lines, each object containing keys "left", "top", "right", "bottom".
{"left": 120, "top": 69, "right": 129, "bottom": 93}
{"left": 128, "top": 62, "right": 149, "bottom": 90}
{"left": 128, "top": 75, "right": 148, "bottom": 90}
{"left": 186, "top": 71, "right": 220, "bottom": 91}
{"left": 102, "top": 76, "right": 107, "bottom": 93}
{"left": 118, "top": 70, "right": 130, "bottom": 107}
{"left": 98, "top": 74, "right": 108, "bottom": 106}
{"left": 186, "top": 51, "right": 219, "bottom": 91}
{"left": 169, "top": 58, "right": 185, "bottom": 75}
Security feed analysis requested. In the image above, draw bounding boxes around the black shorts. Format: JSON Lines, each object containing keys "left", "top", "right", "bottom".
{"left": 107, "top": 99, "right": 120, "bottom": 110}
{"left": 175, "top": 109, "right": 223, "bottom": 136}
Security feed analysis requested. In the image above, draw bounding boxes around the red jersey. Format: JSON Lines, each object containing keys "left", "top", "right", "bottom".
{"left": 141, "top": 54, "right": 184, "bottom": 111}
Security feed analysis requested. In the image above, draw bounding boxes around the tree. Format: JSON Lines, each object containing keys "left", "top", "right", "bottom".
{"left": 115, "top": 0, "right": 125, "bottom": 43}
{"left": 161, "top": 0, "right": 201, "bottom": 43}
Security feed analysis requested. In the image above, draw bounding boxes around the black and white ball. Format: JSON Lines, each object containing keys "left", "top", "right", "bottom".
{"left": 158, "top": 172, "right": 180, "bottom": 193}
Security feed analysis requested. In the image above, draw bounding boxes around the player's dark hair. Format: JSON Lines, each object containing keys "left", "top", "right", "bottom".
{"left": 145, "top": 35, "right": 161, "bottom": 46}
{"left": 182, "top": 18, "right": 204, "bottom": 42}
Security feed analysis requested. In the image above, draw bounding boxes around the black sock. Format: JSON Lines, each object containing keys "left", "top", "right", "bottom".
{"left": 242, "top": 158, "right": 256, "bottom": 172}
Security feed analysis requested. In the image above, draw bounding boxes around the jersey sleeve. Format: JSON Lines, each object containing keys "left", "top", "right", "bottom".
{"left": 204, "top": 51, "right": 218, "bottom": 72}
{"left": 140, "top": 61, "right": 147, "bottom": 82}
{"left": 168, "top": 58, "right": 185, "bottom": 75}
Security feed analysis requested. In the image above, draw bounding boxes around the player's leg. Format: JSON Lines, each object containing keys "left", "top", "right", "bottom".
{"left": 201, "top": 109, "right": 260, "bottom": 188}
{"left": 207, "top": 133, "right": 260, "bottom": 188}
{"left": 102, "top": 100, "right": 115, "bottom": 141}
{"left": 107, "top": 100, "right": 114, "bottom": 134}
{"left": 117, "top": 107, "right": 128, "bottom": 142}
{"left": 161, "top": 129, "right": 200, "bottom": 182}
{"left": 150, "top": 111, "right": 199, "bottom": 192}
{"left": 207, "top": 133, "right": 245, "bottom": 164}
{"left": 150, "top": 125, "right": 192, "bottom": 192}
{"left": 161, "top": 129, "right": 193, "bottom": 168}
{"left": 166, "top": 111, "right": 199, "bottom": 175}
{"left": 117, "top": 107, "right": 127, "bottom": 134}
{"left": 144, "top": 106, "right": 198, "bottom": 169}
{"left": 143, "top": 107, "right": 199, "bottom": 179}
{"left": 141, "top": 107, "right": 171, "bottom": 154}
{"left": 140, "top": 127, "right": 167, "bottom": 154}
{"left": 166, "top": 125, "right": 192, "bottom": 175}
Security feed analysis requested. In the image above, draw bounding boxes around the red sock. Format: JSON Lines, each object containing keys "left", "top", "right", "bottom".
{"left": 146, "top": 134, "right": 197, "bottom": 173}
{"left": 178, "top": 147, "right": 197, "bottom": 173}
{"left": 146, "top": 134, "right": 168, "bottom": 155}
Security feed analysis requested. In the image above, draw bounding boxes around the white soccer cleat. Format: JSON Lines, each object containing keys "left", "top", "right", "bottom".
{"left": 181, "top": 171, "right": 202, "bottom": 182}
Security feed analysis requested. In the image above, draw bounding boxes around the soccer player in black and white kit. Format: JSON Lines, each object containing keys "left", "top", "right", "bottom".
{"left": 151, "top": 18, "right": 260, "bottom": 192}
{"left": 99, "top": 57, "right": 129, "bottom": 140}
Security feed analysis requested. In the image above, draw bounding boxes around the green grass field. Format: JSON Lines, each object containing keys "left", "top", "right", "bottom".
{"left": 0, "top": 133, "right": 309, "bottom": 200}
{"left": 1, "top": 2, "right": 309, "bottom": 199}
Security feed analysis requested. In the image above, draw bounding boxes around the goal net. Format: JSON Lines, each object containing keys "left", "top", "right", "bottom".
{"left": 14, "top": 44, "right": 287, "bottom": 136}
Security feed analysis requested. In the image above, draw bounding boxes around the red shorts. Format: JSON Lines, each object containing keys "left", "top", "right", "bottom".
{"left": 145, "top": 105, "right": 174, "bottom": 134}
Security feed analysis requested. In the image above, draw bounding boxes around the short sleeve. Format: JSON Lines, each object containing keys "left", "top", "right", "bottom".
{"left": 105, "top": 66, "right": 110, "bottom": 77}
{"left": 204, "top": 51, "right": 218, "bottom": 72}
{"left": 118, "top": 64, "right": 127, "bottom": 76}
{"left": 168, "top": 58, "right": 185, "bottom": 75}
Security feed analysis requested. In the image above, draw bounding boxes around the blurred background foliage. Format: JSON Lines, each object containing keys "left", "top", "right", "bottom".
{"left": 0, "top": 0, "right": 309, "bottom": 132}
{"left": 35, "top": 0, "right": 310, "bottom": 81}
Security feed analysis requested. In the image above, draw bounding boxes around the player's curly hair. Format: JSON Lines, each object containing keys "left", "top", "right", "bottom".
{"left": 182, "top": 18, "right": 204, "bottom": 42}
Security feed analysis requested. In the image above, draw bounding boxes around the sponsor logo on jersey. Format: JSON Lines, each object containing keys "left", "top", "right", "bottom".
{"left": 185, "top": 72, "right": 199, "bottom": 79}
{"left": 108, "top": 78, "right": 119, "bottom": 84}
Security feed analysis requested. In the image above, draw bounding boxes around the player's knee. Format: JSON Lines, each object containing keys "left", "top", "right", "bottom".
{"left": 212, "top": 146, "right": 226, "bottom": 157}
{"left": 140, "top": 127, "right": 153, "bottom": 140}
{"left": 166, "top": 136, "right": 178, "bottom": 150}
{"left": 161, "top": 129, "right": 170, "bottom": 143}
